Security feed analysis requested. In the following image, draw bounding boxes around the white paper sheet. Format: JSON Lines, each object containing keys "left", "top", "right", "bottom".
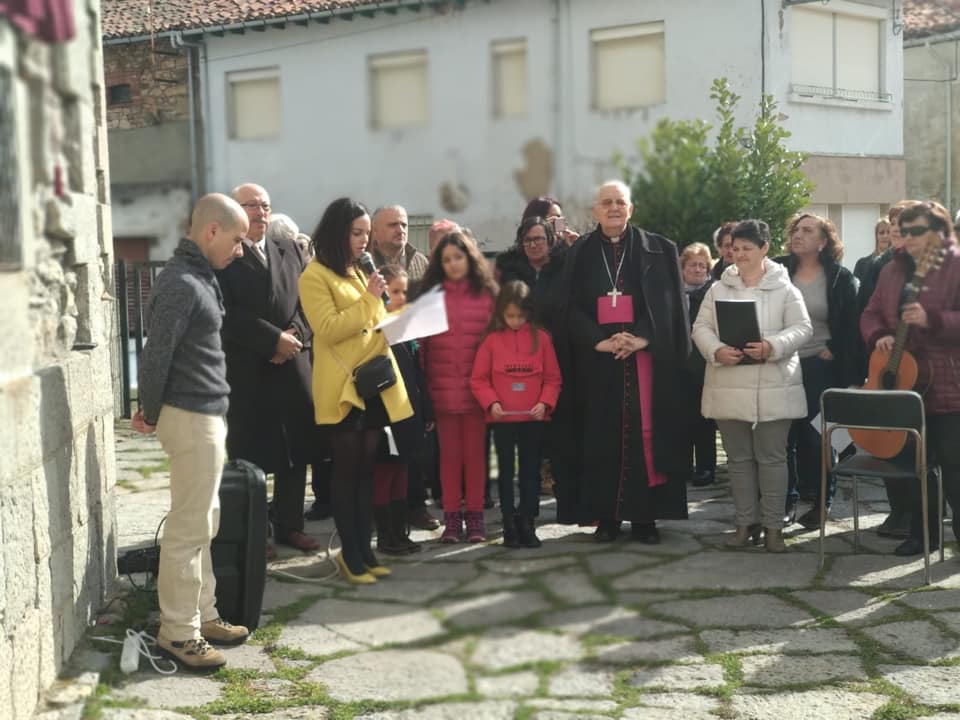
{"left": 810, "top": 412, "right": 856, "bottom": 456}
{"left": 374, "top": 285, "right": 448, "bottom": 345}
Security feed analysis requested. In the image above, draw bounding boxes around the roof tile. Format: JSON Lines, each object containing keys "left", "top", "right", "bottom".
{"left": 904, "top": 0, "right": 960, "bottom": 40}
{"left": 101, "top": 0, "right": 402, "bottom": 39}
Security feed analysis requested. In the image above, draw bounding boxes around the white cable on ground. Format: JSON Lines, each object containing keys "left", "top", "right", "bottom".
{"left": 93, "top": 628, "right": 178, "bottom": 675}
{"left": 265, "top": 529, "right": 340, "bottom": 584}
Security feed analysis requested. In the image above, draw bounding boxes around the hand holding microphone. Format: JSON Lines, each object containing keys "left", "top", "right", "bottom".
{"left": 359, "top": 251, "right": 390, "bottom": 305}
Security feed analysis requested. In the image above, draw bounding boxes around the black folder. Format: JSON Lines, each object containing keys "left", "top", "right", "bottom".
{"left": 715, "top": 299, "right": 761, "bottom": 364}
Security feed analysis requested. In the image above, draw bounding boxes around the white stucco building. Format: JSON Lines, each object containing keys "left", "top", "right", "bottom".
{"left": 104, "top": 0, "right": 906, "bottom": 265}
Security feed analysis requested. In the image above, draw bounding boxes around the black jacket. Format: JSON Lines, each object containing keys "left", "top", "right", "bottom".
{"left": 216, "top": 237, "right": 316, "bottom": 472}
{"left": 773, "top": 254, "right": 862, "bottom": 387}
{"left": 495, "top": 243, "right": 567, "bottom": 331}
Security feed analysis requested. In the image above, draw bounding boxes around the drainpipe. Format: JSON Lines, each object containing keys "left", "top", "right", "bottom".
{"left": 171, "top": 31, "right": 207, "bottom": 202}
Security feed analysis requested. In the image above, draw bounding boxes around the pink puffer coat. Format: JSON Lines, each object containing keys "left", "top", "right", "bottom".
{"left": 422, "top": 279, "right": 495, "bottom": 414}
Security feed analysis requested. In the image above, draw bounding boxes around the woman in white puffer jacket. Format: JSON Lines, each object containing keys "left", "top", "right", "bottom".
{"left": 693, "top": 220, "right": 812, "bottom": 553}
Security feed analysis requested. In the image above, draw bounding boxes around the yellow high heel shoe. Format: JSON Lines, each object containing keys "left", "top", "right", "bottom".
{"left": 365, "top": 563, "right": 391, "bottom": 578}
{"left": 335, "top": 552, "right": 377, "bottom": 584}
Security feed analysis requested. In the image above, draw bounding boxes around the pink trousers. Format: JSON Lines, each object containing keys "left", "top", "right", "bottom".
{"left": 435, "top": 411, "right": 487, "bottom": 513}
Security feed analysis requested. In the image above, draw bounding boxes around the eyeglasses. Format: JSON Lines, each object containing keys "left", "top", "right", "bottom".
{"left": 901, "top": 225, "right": 931, "bottom": 237}
{"left": 522, "top": 236, "right": 547, "bottom": 246}
{"left": 240, "top": 202, "right": 271, "bottom": 212}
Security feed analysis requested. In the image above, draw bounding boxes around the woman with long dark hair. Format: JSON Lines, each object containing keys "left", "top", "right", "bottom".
{"left": 774, "top": 213, "right": 860, "bottom": 529}
{"left": 299, "top": 198, "right": 413, "bottom": 583}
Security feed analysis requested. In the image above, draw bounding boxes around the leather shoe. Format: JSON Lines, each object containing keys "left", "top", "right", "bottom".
{"left": 894, "top": 538, "right": 939, "bottom": 557}
{"left": 594, "top": 521, "right": 621, "bottom": 543}
{"left": 877, "top": 512, "right": 911, "bottom": 539}
{"left": 631, "top": 522, "right": 661, "bottom": 544}
{"left": 407, "top": 506, "right": 441, "bottom": 531}
{"left": 783, "top": 503, "right": 797, "bottom": 526}
{"left": 277, "top": 530, "right": 321, "bottom": 552}
{"left": 798, "top": 507, "right": 828, "bottom": 531}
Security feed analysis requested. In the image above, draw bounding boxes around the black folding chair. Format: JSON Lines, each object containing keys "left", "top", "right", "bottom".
{"left": 817, "top": 389, "right": 944, "bottom": 586}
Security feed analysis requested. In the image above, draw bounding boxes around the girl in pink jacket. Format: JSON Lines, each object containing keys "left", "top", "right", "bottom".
{"left": 471, "top": 281, "right": 561, "bottom": 548}
{"left": 420, "top": 232, "right": 497, "bottom": 543}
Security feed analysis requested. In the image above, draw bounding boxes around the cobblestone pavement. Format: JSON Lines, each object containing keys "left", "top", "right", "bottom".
{"left": 52, "top": 420, "right": 960, "bottom": 719}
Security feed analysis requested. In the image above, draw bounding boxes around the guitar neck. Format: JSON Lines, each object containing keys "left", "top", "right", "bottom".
{"left": 885, "top": 271, "right": 923, "bottom": 374}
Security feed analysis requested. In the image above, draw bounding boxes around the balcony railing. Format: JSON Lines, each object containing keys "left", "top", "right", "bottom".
{"left": 790, "top": 83, "right": 893, "bottom": 103}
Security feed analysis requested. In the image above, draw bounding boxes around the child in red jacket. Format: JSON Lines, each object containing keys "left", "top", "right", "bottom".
{"left": 420, "top": 232, "right": 497, "bottom": 543}
{"left": 471, "top": 280, "right": 561, "bottom": 548}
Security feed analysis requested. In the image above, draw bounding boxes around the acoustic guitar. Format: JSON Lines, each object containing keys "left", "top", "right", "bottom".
{"left": 850, "top": 243, "right": 943, "bottom": 458}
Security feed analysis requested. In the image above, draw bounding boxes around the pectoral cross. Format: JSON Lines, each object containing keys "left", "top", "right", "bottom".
{"left": 607, "top": 288, "right": 621, "bottom": 308}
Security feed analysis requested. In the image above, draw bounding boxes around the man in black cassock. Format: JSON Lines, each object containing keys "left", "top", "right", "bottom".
{"left": 550, "top": 180, "right": 690, "bottom": 543}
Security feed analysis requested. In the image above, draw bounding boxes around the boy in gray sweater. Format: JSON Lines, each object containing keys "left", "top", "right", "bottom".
{"left": 132, "top": 193, "right": 249, "bottom": 672}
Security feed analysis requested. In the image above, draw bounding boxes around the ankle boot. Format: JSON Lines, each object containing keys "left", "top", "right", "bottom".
{"left": 517, "top": 516, "right": 541, "bottom": 548}
{"left": 501, "top": 513, "right": 521, "bottom": 548}
{"left": 390, "top": 500, "right": 420, "bottom": 554}
{"left": 764, "top": 527, "right": 787, "bottom": 553}
{"left": 441, "top": 511, "right": 463, "bottom": 543}
{"left": 725, "top": 524, "right": 762, "bottom": 548}
{"left": 465, "top": 510, "right": 487, "bottom": 543}
{"left": 375, "top": 504, "right": 408, "bottom": 556}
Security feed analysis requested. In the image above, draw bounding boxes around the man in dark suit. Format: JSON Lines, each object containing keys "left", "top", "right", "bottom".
{"left": 217, "top": 183, "right": 320, "bottom": 552}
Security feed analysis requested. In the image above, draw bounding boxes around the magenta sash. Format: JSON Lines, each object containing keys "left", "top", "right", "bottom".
{"left": 636, "top": 350, "right": 667, "bottom": 488}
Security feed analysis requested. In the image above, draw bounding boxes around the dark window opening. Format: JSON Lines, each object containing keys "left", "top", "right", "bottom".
{"left": 107, "top": 84, "right": 133, "bottom": 105}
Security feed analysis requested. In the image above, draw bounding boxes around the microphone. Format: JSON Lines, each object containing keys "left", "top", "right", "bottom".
{"left": 358, "top": 251, "right": 390, "bottom": 305}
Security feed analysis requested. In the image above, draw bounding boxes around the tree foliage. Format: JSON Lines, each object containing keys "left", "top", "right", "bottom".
{"left": 620, "top": 78, "right": 815, "bottom": 256}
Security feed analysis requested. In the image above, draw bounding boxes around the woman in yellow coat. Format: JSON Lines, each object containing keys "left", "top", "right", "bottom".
{"left": 299, "top": 197, "right": 412, "bottom": 583}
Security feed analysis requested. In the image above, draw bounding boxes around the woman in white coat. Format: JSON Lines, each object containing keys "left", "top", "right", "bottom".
{"left": 692, "top": 220, "right": 812, "bottom": 552}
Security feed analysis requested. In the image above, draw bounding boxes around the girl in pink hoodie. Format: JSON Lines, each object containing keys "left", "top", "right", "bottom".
{"left": 471, "top": 281, "right": 562, "bottom": 548}
{"left": 420, "top": 232, "right": 497, "bottom": 543}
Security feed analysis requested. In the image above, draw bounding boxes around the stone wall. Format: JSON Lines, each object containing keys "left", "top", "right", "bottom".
{"left": 103, "top": 40, "right": 189, "bottom": 130}
{"left": 0, "top": 2, "right": 117, "bottom": 719}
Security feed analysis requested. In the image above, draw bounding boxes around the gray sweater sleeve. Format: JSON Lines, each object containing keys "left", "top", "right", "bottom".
{"left": 139, "top": 279, "right": 196, "bottom": 425}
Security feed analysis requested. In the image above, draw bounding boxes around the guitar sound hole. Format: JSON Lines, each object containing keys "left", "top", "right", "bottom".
{"left": 881, "top": 371, "right": 897, "bottom": 390}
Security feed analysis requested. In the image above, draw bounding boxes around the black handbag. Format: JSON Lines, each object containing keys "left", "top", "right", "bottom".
{"left": 352, "top": 355, "right": 397, "bottom": 399}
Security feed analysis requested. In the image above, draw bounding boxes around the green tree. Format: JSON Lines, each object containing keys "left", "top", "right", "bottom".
{"left": 620, "top": 78, "right": 814, "bottom": 256}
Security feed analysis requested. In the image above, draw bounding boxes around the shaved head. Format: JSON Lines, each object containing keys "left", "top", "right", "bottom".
{"left": 189, "top": 193, "right": 249, "bottom": 269}
{"left": 190, "top": 193, "right": 247, "bottom": 237}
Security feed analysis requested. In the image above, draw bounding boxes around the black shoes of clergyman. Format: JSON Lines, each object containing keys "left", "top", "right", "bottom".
{"left": 631, "top": 522, "right": 661, "bottom": 545}
{"left": 594, "top": 521, "right": 621, "bottom": 543}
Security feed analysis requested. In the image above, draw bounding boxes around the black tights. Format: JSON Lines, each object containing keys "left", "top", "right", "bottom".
{"left": 330, "top": 428, "right": 381, "bottom": 574}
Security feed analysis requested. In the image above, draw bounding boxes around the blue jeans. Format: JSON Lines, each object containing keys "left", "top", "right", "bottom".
{"left": 787, "top": 355, "right": 837, "bottom": 510}
{"left": 493, "top": 422, "right": 545, "bottom": 517}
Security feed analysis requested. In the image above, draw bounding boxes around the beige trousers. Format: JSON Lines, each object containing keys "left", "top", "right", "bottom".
{"left": 155, "top": 405, "right": 225, "bottom": 641}
{"left": 717, "top": 419, "right": 792, "bottom": 530}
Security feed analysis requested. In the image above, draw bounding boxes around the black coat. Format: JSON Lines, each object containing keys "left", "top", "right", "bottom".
{"left": 773, "top": 254, "right": 863, "bottom": 387}
{"left": 684, "top": 278, "right": 714, "bottom": 380}
{"left": 381, "top": 340, "right": 433, "bottom": 461}
{"left": 216, "top": 237, "right": 315, "bottom": 473}
{"left": 495, "top": 244, "right": 567, "bottom": 332}
{"left": 550, "top": 225, "right": 690, "bottom": 524}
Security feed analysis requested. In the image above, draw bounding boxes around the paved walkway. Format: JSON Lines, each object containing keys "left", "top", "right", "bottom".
{"left": 50, "top": 420, "right": 960, "bottom": 719}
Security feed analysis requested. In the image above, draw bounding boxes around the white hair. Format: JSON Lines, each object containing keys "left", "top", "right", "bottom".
{"left": 265, "top": 214, "right": 299, "bottom": 244}
{"left": 595, "top": 179, "right": 632, "bottom": 204}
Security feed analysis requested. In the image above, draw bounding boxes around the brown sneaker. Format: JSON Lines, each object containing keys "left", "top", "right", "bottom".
{"left": 157, "top": 634, "right": 226, "bottom": 672}
{"left": 200, "top": 617, "right": 249, "bottom": 646}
